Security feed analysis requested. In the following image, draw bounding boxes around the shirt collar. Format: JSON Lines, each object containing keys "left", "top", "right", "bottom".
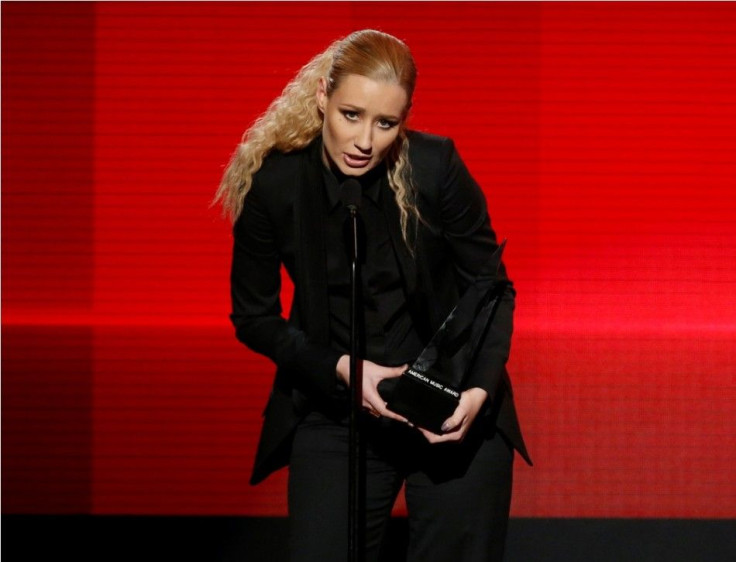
{"left": 321, "top": 142, "right": 385, "bottom": 211}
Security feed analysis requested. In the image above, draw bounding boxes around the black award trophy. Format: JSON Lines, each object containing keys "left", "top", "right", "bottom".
{"left": 378, "top": 240, "right": 508, "bottom": 433}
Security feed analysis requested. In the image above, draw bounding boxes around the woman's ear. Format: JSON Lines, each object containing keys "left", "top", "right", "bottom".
{"left": 316, "top": 77, "right": 328, "bottom": 113}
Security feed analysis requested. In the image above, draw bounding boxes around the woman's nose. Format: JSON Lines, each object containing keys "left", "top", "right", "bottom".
{"left": 354, "top": 123, "right": 372, "bottom": 153}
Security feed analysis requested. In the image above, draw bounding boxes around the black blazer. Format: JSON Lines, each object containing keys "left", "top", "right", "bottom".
{"left": 230, "top": 130, "right": 531, "bottom": 484}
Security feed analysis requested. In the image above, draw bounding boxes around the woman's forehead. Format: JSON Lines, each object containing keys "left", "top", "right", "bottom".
{"left": 330, "top": 74, "right": 408, "bottom": 116}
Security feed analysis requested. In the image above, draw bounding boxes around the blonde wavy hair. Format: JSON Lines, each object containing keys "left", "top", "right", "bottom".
{"left": 214, "top": 29, "right": 420, "bottom": 243}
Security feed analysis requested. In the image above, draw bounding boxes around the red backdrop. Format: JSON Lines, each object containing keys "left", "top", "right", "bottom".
{"left": 3, "top": 2, "right": 735, "bottom": 517}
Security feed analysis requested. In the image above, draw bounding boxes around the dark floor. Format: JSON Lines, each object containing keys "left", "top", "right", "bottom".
{"left": 2, "top": 515, "right": 735, "bottom": 561}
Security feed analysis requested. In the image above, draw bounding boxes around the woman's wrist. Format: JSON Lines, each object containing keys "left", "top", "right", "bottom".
{"left": 463, "top": 387, "right": 489, "bottom": 414}
{"left": 335, "top": 354, "right": 350, "bottom": 385}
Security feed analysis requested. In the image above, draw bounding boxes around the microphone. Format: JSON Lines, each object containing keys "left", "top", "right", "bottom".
{"left": 340, "top": 178, "right": 362, "bottom": 263}
{"left": 339, "top": 179, "right": 362, "bottom": 212}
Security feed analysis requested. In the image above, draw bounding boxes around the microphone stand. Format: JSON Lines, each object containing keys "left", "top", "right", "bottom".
{"left": 346, "top": 199, "right": 364, "bottom": 562}
{"left": 338, "top": 176, "right": 364, "bottom": 562}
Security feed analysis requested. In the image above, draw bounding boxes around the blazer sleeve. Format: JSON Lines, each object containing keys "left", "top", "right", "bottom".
{"left": 436, "top": 138, "right": 516, "bottom": 399}
{"left": 229, "top": 177, "right": 343, "bottom": 397}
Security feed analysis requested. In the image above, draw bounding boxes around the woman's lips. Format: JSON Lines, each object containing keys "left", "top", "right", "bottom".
{"left": 343, "top": 153, "right": 372, "bottom": 168}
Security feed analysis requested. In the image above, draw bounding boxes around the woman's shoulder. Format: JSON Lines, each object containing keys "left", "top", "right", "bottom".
{"left": 405, "top": 130, "right": 458, "bottom": 179}
{"left": 406, "top": 129, "right": 457, "bottom": 165}
{"left": 406, "top": 129, "right": 453, "bottom": 148}
{"left": 247, "top": 144, "right": 315, "bottom": 210}
{"left": 253, "top": 147, "right": 305, "bottom": 187}
{"left": 407, "top": 128, "right": 455, "bottom": 150}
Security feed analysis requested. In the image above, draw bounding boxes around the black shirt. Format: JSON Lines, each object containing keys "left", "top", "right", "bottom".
{"left": 321, "top": 160, "right": 424, "bottom": 368}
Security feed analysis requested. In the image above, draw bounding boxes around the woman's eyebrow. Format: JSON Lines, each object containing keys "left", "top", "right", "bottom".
{"left": 339, "top": 104, "right": 401, "bottom": 121}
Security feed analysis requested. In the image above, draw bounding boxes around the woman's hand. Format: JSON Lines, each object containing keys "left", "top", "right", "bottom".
{"left": 336, "top": 355, "right": 409, "bottom": 423}
{"left": 417, "top": 387, "right": 488, "bottom": 444}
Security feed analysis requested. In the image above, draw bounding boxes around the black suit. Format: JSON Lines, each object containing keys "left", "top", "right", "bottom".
{"left": 232, "top": 130, "right": 530, "bottom": 479}
{"left": 230, "top": 130, "right": 531, "bottom": 560}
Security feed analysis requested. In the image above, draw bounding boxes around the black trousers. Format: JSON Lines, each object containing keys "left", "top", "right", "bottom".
{"left": 288, "top": 410, "right": 514, "bottom": 562}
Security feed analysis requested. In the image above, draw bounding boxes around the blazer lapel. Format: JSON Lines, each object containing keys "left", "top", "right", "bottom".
{"left": 379, "top": 177, "right": 436, "bottom": 344}
{"left": 380, "top": 177, "right": 418, "bottom": 299}
{"left": 293, "top": 140, "right": 330, "bottom": 344}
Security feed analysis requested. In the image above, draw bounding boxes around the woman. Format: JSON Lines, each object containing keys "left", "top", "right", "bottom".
{"left": 216, "top": 29, "right": 530, "bottom": 562}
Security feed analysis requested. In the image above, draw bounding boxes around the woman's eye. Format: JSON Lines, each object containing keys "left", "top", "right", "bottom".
{"left": 378, "top": 119, "right": 398, "bottom": 130}
{"left": 342, "top": 111, "right": 359, "bottom": 121}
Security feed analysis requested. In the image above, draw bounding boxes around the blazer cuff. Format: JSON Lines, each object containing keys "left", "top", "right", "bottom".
{"left": 281, "top": 344, "right": 345, "bottom": 399}
{"left": 464, "top": 353, "right": 507, "bottom": 399}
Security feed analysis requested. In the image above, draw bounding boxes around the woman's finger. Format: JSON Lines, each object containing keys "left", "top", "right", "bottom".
{"left": 440, "top": 410, "right": 466, "bottom": 433}
{"left": 374, "top": 401, "right": 409, "bottom": 424}
{"left": 417, "top": 422, "right": 467, "bottom": 444}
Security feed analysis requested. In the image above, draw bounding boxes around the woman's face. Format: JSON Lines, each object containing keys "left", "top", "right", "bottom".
{"left": 317, "top": 73, "right": 408, "bottom": 176}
